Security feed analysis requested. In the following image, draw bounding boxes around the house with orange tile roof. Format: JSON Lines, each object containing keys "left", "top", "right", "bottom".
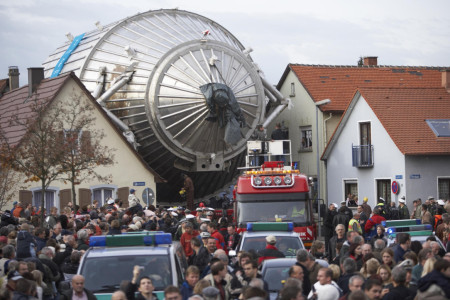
{"left": 321, "top": 85, "right": 450, "bottom": 211}
{"left": 0, "top": 68, "right": 164, "bottom": 212}
{"left": 274, "top": 57, "right": 447, "bottom": 206}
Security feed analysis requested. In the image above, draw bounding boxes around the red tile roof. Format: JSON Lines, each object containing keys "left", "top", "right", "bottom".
{"left": 0, "top": 72, "right": 165, "bottom": 182}
{"left": 360, "top": 87, "right": 450, "bottom": 155}
{"left": 280, "top": 64, "right": 446, "bottom": 112}
{"left": 0, "top": 74, "right": 70, "bottom": 148}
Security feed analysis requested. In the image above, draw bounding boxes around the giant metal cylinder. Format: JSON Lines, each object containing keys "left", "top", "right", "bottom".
{"left": 43, "top": 9, "right": 266, "bottom": 201}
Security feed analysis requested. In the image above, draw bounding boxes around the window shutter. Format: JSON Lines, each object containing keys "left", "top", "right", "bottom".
{"left": 19, "top": 190, "right": 32, "bottom": 206}
{"left": 118, "top": 187, "right": 130, "bottom": 207}
{"left": 59, "top": 189, "right": 71, "bottom": 209}
{"left": 80, "top": 131, "right": 92, "bottom": 154}
{"left": 78, "top": 188, "right": 91, "bottom": 208}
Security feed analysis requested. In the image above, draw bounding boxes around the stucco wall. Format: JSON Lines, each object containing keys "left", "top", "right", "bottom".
{"left": 405, "top": 155, "right": 450, "bottom": 201}
{"left": 7, "top": 79, "right": 157, "bottom": 211}
{"left": 326, "top": 94, "right": 406, "bottom": 209}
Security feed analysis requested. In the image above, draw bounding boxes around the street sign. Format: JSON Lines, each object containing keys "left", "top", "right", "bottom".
{"left": 410, "top": 174, "right": 421, "bottom": 179}
{"left": 395, "top": 175, "right": 403, "bottom": 179}
{"left": 133, "top": 182, "right": 145, "bottom": 186}
{"left": 391, "top": 181, "right": 399, "bottom": 194}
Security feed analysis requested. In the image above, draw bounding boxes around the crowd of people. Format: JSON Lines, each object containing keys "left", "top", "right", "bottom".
{"left": 0, "top": 191, "right": 449, "bottom": 300}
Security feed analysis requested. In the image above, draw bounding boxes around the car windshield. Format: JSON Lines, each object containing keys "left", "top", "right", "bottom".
{"left": 263, "top": 265, "right": 291, "bottom": 291}
{"left": 237, "top": 201, "right": 309, "bottom": 225}
{"left": 80, "top": 255, "right": 172, "bottom": 293}
{"left": 241, "top": 236, "right": 302, "bottom": 256}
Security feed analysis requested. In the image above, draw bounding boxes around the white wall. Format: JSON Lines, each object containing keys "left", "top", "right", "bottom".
{"left": 326, "top": 94, "right": 406, "bottom": 209}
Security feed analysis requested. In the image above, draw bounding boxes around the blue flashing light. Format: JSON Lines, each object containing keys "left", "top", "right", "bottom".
{"left": 287, "top": 222, "right": 294, "bottom": 231}
{"left": 90, "top": 236, "right": 106, "bottom": 247}
{"left": 247, "top": 223, "right": 254, "bottom": 231}
{"left": 89, "top": 232, "right": 172, "bottom": 247}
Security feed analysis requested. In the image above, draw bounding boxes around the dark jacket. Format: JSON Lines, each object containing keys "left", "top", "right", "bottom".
{"left": 257, "top": 244, "right": 285, "bottom": 264}
{"left": 417, "top": 270, "right": 450, "bottom": 299}
{"left": 295, "top": 262, "right": 311, "bottom": 296}
{"left": 382, "top": 285, "right": 415, "bottom": 300}
{"left": 125, "top": 282, "right": 157, "bottom": 300}
{"left": 16, "top": 230, "right": 36, "bottom": 259}
{"left": 60, "top": 288, "right": 97, "bottom": 300}
{"left": 333, "top": 213, "right": 350, "bottom": 232}
{"left": 192, "top": 246, "right": 211, "bottom": 274}
{"left": 180, "top": 281, "right": 194, "bottom": 300}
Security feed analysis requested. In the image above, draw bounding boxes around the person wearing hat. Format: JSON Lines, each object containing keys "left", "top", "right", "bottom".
{"left": 362, "top": 197, "right": 372, "bottom": 218}
{"left": 257, "top": 235, "right": 285, "bottom": 265}
{"left": 427, "top": 196, "right": 438, "bottom": 216}
{"left": 398, "top": 196, "right": 410, "bottom": 220}
{"left": 340, "top": 200, "right": 353, "bottom": 219}
{"left": 376, "top": 197, "right": 389, "bottom": 220}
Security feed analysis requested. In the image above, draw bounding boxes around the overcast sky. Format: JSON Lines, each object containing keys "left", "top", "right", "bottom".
{"left": 1, "top": 0, "right": 449, "bottom": 86}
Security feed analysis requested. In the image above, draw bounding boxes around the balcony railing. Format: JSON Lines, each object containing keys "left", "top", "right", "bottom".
{"left": 352, "top": 144, "right": 374, "bottom": 167}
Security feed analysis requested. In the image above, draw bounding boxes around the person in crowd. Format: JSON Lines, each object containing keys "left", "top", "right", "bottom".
{"left": 181, "top": 222, "right": 199, "bottom": 257}
{"left": 307, "top": 253, "right": 322, "bottom": 287}
{"left": 381, "top": 265, "right": 415, "bottom": 299}
{"left": 164, "top": 286, "right": 182, "bottom": 300}
{"left": 203, "top": 261, "right": 231, "bottom": 300}
{"left": 347, "top": 243, "right": 363, "bottom": 270}
{"left": 361, "top": 197, "right": 372, "bottom": 218}
{"left": 377, "top": 265, "right": 393, "bottom": 287}
{"left": 365, "top": 208, "right": 386, "bottom": 239}
{"left": 60, "top": 275, "right": 96, "bottom": 300}
{"left": 180, "top": 266, "right": 200, "bottom": 300}
{"left": 207, "top": 223, "right": 225, "bottom": 251}
{"left": 421, "top": 257, "right": 436, "bottom": 278}
{"left": 308, "top": 267, "right": 341, "bottom": 300}
{"left": 333, "top": 207, "right": 351, "bottom": 232}
{"left": 393, "top": 233, "right": 411, "bottom": 263}
{"left": 310, "top": 240, "right": 326, "bottom": 260}
{"left": 360, "top": 258, "right": 380, "bottom": 279}
{"left": 337, "top": 258, "right": 358, "bottom": 296}
{"left": 416, "top": 259, "right": 450, "bottom": 299}
{"left": 398, "top": 197, "right": 410, "bottom": 220}
{"left": 328, "top": 225, "right": 346, "bottom": 261}
{"left": 364, "top": 278, "right": 383, "bottom": 300}
{"left": 348, "top": 214, "right": 362, "bottom": 235}
{"left": 295, "top": 249, "right": 312, "bottom": 296}
{"left": 411, "top": 199, "right": 422, "bottom": 219}
{"left": 421, "top": 204, "right": 433, "bottom": 225}
{"left": 381, "top": 248, "right": 396, "bottom": 269}
{"left": 338, "top": 274, "right": 364, "bottom": 300}
{"left": 356, "top": 205, "right": 368, "bottom": 233}
{"left": 224, "top": 225, "right": 240, "bottom": 253}
{"left": 324, "top": 203, "right": 338, "bottom": 258}
{"left": 257, "top": 235, "right": 284, "bottom": 265}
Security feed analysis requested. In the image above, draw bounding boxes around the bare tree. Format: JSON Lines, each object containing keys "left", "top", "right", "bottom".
{"left": 59, "top": 92, "right": 116, "bottom": 206}
{"left": 1, "top": 97, "right": 67, "bottom": 225}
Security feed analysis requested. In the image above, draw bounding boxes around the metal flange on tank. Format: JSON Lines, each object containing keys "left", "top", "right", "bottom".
{"left": 43, "top": 9, "right": 287, "bottom": 201}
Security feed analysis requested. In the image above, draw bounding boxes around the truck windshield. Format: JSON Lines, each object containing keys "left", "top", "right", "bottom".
{"left": 80, "top": 255, "right": 172, "bottom": 293}
{"left": 237, "top": 201, "right": 310, "bottom": 226}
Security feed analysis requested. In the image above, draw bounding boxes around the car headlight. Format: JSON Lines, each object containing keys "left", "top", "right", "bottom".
{"left": 254, "top": 176, "right": 262, "bottom": 186}
{"left": 284, "top": 175, "right": 292, "bottom": 185}
{"left": 264, "top": 177, "right": 272, "bottom": 186}
{"left": 274, "top": 176, "right": 282, "bottom": 185}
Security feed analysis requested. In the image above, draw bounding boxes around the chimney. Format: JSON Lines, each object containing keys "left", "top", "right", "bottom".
{"left": 442, "top": 70, "right": 450, "bottom": 93}
{"left": 28, "top": 67, "right": 44, "bottom": 97}
{"left": 8, "top": 66, "right": 20, "bottom": 90}
{"left": 363, "top": 56, "right": 378, "bottom": 66}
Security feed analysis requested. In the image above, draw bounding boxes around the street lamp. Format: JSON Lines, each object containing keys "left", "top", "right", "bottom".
{"left": 315, "top": 98, "right": 331, "bottom": 238}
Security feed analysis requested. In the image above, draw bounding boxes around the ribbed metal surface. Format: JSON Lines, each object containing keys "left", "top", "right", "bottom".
{"left": 42, "top": 9, "right": 266, "bottom": 201}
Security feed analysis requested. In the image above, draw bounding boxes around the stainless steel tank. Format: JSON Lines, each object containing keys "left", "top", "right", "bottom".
{"left": 42, "top": 9, "right": 268, "bottom": 201}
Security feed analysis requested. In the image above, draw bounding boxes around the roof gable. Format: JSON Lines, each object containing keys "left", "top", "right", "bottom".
{"left": 284, "top": 64, "right": 445, "bottom": 112}
{"left": 323, "top": 87, "right": 450, "bottom": 158}
{"left": 0, "top": 72, "right": 165, "bottom": 182}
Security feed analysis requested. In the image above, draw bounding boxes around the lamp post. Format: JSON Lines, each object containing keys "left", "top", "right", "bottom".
{"left": 315, "top": 99, "right": 331, "bottom": 238}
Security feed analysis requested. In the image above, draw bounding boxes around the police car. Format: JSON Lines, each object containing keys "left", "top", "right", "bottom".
{"left": 383, "top": 219, "right": 445, "bottom": 249}
{"left": 77, "top": 232, "right": 187, "bottom": 300}
{"left": 230, "top": 222, "right": 304, "bottom": 258}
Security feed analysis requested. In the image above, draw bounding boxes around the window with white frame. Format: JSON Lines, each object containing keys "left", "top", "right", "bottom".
{"left": 438, "top": 178, "right": 450, "bottom": 200}
{"left": 300, "top": 126, "right": 313, "bottom": 151}
{"left": 344, "top": 180, "right": 358, "bottom": 202}
{"left": 92, "top": 187, "right": 115, "bottom": 206}
{"left": 33, "top": 190, "right": 56, "bottom": 213}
